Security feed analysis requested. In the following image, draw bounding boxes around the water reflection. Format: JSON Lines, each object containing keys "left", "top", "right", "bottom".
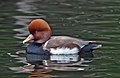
{"left": 16, "top": 0, "right": 37, "bottom": 13}
{"left": 8, "top": 50, "right": 93, "bottom": 78}
{"left": 28, "top": 68, "right": 52, "bottom": 78}
{"left": 9, "top": 51, "right": 92, "bottom": 70}
{"left": 8, "top": 0, "right": 120, "bottom": 78}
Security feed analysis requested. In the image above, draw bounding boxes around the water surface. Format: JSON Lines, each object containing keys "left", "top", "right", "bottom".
{"left": 0, "top": 0, "right": 120, "bottom": 78}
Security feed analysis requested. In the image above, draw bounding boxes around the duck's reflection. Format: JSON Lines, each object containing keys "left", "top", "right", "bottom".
{"left": 26, "top": 53, "right": 88, "bottom": 71}
{"left": 26, "top": 54, "right": 79, "bottom": 64}
{"left": 26, "top": 54, "right": 50, "bottom": 66}
{"left": 26, "top": 54, "right": 51, "bottom": 78}
{"left": 26, "top": 53, "right": 81, "bottom": 78}
{"left": 28, "top": 66, "right": 52, "bottom": 78}
{"left": 9, "top": 50, "right": 93, "bottom": 78}
{"left": 50, "top": 54, "right": 79, "bottom": 64}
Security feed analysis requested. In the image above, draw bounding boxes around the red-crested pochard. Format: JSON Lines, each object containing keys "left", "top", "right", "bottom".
{"left": 23, "top": 19, "right": 102, "bottom": 55}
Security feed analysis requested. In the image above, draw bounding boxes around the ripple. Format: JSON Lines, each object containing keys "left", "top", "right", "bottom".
{"left": 10, "top": 0, "right": 120, "bottom": 78}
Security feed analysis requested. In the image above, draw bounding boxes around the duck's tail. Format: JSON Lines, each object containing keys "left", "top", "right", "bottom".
{"left": 80, "top": 42, "right": 102, "bottom": 59}
{"left": 81, "top": 42, "right": 102, "bottom": 52}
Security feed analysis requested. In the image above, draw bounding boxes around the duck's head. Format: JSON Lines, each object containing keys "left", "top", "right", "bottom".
{"left": 23, "top": 19, "right": 52, "bottom": 44}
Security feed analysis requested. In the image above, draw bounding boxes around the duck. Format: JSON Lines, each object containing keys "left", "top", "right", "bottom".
{"left": 23, "top": 19, "right": 102, "bottom": 55}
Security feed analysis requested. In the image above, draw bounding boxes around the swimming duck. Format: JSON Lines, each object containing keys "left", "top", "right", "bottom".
{"left": 23, "top": 19, "right": 102, "bottom": 55}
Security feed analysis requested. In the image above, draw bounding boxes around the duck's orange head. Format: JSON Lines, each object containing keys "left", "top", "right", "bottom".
{"left": 23, "top": 19, "right": 52, "bottom": 44}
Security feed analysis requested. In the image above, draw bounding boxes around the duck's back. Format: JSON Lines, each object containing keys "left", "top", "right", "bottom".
{"left": 43, "top": 36, "right": 90, "bottom": 54}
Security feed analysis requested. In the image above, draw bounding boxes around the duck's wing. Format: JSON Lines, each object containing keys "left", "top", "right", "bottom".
{"left": 42, "top": 36, "right": 91, "bottom": 50}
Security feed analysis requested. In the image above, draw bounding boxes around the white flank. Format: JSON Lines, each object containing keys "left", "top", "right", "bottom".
{"left": 50, "top": 47, "right": 79, "bottom": 54}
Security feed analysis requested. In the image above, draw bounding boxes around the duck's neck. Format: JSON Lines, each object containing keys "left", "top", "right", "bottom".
{"left": 35, "top": 31, "right": 51, "bottom": 43}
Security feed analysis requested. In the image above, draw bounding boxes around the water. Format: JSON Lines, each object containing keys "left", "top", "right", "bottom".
{"left": 0, "top": 0, "right": 120, "bottom": 78}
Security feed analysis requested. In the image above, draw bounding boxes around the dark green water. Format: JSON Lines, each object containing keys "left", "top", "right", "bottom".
{"left": 0, "top": 0, "right": 120, "bottom": 78}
